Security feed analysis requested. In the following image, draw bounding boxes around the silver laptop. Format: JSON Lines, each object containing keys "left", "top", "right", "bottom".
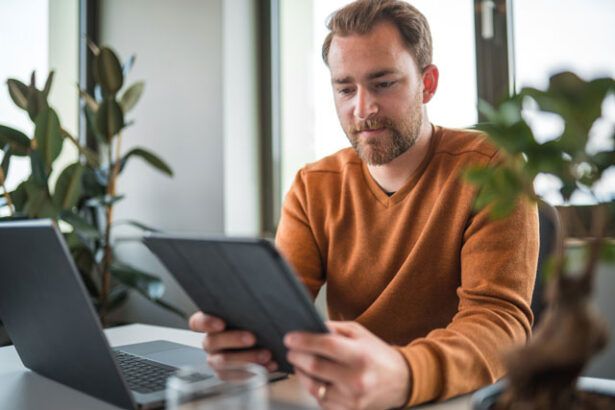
{"left": 0, "top": 219, "right": 220, "bottom": 409}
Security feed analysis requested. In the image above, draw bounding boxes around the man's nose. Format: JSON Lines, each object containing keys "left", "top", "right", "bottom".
{"left": 353, "top": 87, "right": 378, "bottom": 120}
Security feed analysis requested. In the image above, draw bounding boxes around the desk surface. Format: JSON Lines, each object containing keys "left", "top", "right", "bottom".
{"left": 0, "top": 324, "right": 472, "bottom": 409}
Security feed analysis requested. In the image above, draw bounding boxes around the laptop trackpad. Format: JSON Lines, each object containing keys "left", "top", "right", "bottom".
{"left": 145, "top": 347, "right": 208, "bottom": 368}
{"left": 117, "top": 340, "right": 208, "bottom": 368}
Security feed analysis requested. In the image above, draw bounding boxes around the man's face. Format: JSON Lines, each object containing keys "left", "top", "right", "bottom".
{"left": 327, "top": 21, "right": 426, "bottom": 165}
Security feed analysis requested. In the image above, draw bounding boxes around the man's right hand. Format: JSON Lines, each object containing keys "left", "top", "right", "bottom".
{"left": 189, "top": 311, "right": 278, "bottom": 372}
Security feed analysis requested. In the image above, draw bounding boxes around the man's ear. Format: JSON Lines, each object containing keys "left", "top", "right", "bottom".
{"left": 421, "top": 64, "right": 439, "bottom": 104}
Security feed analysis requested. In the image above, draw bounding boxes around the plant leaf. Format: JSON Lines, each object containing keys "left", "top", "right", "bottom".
{"left": 60, "top": 210, "right": 101, "bottom": 239}
{"left": 96, "top": 47, "right": 124, "bottom": 96}
{"left": 96, "top": 98, "right": 124, "bottom": 142}
{"left": 42, "top": 71, "right": 55, "bottom": 98}
{"left": 85, "top": 194, "right": 125, "bottom": 208}
{"left": 82, "top": 166, "right": 107, "bottom": 197}
{"left": 107, "top": 286, "right": 129, "bottom": 312}
{"left": 85, "top": 106, "right": 105, "bottom": 145}
{"left": 120, "top": 147, "right": 173, "bottom": 176}
{"left": 119, "top": 81, "right": 144, "bottom": 113}
{"left": 122, "top": 54, "right": 136, "bottom": 76}
{"left": 9, "top": 181, "right": 28, "bottom": 212}
{"left": 29, "top": 149, "right": 48, "bottom": 187}
{"left": 1, "top": 147, "right": 11, "bottom": 179}
{"left": 34, "top": 108, "right": 63, "bottom": 173}
{"left": 27, "top": 88, "right": 49, "bottom": 121}
{"left": 110, "top": 262, "right": 164, "bottom": 300}
{"left": 23, "top": 178, "right": 56, "bottom": 218}
{"left": 0, "top": 125, "right": 30, "bottom": 156}
{"left": 53, "top": 163, "right": 84, "bottom": 210}
{"left": 7, "top": 79, "right": 29, "bottom": 109}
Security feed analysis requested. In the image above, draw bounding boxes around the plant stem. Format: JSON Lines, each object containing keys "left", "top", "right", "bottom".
{"left": 100, "top": 131, "right": 123, "bottom": 325}
{"left": 60, "top": 128, "right": 100, "bottom": 167}
{"left": 0, "top": 168, "right": 14, "bottom": 216}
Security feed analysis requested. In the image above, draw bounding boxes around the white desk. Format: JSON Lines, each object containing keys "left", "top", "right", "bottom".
{"left": 0, "top": 324, "right": 472, "bottom": 409}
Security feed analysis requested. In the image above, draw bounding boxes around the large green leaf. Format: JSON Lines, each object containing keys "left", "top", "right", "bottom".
{"left": 23, "top": 178, "right": 56, "bottom": 218}
{"left": 119, "top": 81, "right": 145, "bottom": 113}
{"left": 96, "top": 98, "right": 124, "bottom": 142}
{"left": 34, "top": 108, "right": 63, "bottom": 172}
{"left": 60, "top": 210, "right": 101, "bottom": 239}
{"left": 0, "top": 125, "right": 31, "bottom": 156}
{"left": 9, "top": 181, "right": 27, "bottom": 212}
{"left": 96, "top": 47, "right": 124, "bottom": 96}
{"left": 53, "top": 163, "right": 84, "bottom": 210}
{"left": 110, "top": 262, "right": 164, "bottom": 300}
{"left": 29, "top": 149, "right": 47, "bottom": 187}
{"left": 85, "top": 106, "right": 105, "bottom": 146}
{"left": 120, "top": 147, "right": 173, "bottom": 176}
{"left": 27, "top": 88, "right": 49, "bottom": 122}
{"left": 42, "top": 71, "right": 55, "bottom": 98}
{"left": 6, "top": 79, "right": 29, "bottom": 109}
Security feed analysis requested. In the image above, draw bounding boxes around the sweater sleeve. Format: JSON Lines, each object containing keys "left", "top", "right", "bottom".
{"left": 275, "top": 169, "right": 325, "bottom": 299}
{"left": 399, "top": 193, "right": 539, "bottom": 406}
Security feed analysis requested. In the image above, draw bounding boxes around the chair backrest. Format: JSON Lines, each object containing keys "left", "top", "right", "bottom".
{"left": 531, "top": 201, "right": 561, "bottom": 327}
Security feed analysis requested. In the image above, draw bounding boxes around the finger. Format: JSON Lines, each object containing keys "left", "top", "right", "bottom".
{"left": 202, "top": 330, "right": 257, "bottom": 352}
{"left": 294, "top": 369, "right": 347, "bottom": 409}
{"left": 325, "top": 320, "right": 365, "bottom": 338}
{"left": 284, "top": 332, "right": 357, "bottom": 364}
{"left": 265, "top": 360, "right": 279, "bottom": 373}
{"left": 189, "top": 312, "right": 226, "bottom": 333}
{"left": 208, "top": 349, "right": 273, "bottom": 369}
{"left": 287, "top": 351, "right": 355, "bottom": 397}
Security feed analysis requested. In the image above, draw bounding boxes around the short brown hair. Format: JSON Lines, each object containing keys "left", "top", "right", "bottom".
{"left": 321, "top": 0, "right": 433, "bottom": 70}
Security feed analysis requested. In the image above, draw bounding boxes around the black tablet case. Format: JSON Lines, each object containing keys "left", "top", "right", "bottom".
{"left": 143, "top": 235, "right": 328, "bottom": 373}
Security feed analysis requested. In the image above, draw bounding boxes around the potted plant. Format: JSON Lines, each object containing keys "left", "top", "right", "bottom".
{"left": 0, "top": 44, "right": 185, "bottom": 327}
{"left": 465, "top": 71, "right": 615, "bottom": 409}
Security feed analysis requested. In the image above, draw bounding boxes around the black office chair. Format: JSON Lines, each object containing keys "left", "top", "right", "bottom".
{"left": 531, "top": 201, "right": 561, "bottom": 327}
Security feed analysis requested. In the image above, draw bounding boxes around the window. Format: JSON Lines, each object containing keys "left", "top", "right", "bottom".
{"left": 513, "top": 0, "right": 615, "bottom": 205}
{"left": 0, "top": 0, "right": 79, "bottom": 211}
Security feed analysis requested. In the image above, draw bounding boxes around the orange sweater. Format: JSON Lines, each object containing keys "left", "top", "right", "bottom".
{"left": 275, "top": 126, "right": 539, "bottom": 406}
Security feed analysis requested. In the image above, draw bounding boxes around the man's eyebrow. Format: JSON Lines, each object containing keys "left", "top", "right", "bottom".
{"left": 366, "top": 69, "right": 397, "bottom": 80}
{"left": 332, "top": 76, "right": 353, "bottom": 84}
{"left": 332, "top": 69, "right": 398, "bottom": 84}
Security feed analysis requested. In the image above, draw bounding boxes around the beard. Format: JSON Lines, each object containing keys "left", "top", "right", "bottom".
{"left": 345, "top": 96, "right": 423, "bottom": 166}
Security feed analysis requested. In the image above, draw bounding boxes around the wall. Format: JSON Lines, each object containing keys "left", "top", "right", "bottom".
{"left": 100, "top": 0, "right": 224, "bottom": 327}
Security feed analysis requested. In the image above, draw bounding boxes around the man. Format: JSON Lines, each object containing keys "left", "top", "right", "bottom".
{"left": 190, "top": 0, "right": 538, "bottom": 408}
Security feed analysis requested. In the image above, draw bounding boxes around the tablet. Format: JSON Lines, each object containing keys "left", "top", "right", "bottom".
{"left": 143, "top": 234, "right": 328, "bottom": 373}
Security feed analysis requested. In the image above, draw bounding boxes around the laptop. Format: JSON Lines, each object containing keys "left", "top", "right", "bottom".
{"left": 0, "top": 219, "right": 220, "bottom": 409}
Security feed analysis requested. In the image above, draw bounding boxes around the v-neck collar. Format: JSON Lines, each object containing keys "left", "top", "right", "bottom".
{"left": 361, "top": 124, "right": 441, "bottom": 208}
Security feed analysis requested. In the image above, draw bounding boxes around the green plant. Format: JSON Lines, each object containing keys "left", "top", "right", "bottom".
{"left": 0, "top": 44, "right": 185, "bottom": 325}
{"left": 465, "top": 71, "right": 615, "bottom": 409}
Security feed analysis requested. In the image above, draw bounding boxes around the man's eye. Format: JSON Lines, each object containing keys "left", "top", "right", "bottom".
{"left": 337, "top": 88, "right": 354, "bottom": 96}
{"left": 376, "top": 81, "right": 396, "bottom": 89}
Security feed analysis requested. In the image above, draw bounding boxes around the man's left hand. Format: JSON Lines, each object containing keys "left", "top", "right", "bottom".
{"left": 284, "top": 321, "right": 411, "bottom": 410}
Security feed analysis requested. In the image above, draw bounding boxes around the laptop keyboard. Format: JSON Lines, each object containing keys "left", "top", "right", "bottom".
{"left": 113, "top": 350, "right": 180, "bottom": 394}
